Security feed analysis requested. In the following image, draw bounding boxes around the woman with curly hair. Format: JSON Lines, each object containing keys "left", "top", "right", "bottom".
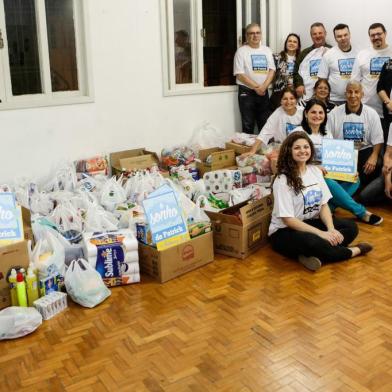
{"left": 268, "top": 131, "right": 372, "bottom": 271}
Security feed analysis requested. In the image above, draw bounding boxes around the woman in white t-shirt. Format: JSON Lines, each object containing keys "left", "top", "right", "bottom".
{"left": 295, "top": 99, "right": 382, "bottom": 225}
{"left": 269, "top": 131, "right": 372, "bottom": 271}
{"left": 244, "top": 88, "right": 303, "bottom": 156}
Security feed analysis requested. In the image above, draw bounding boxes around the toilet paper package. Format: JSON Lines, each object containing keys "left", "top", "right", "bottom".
{"left": 83, "top": 230, "right": 140, "bottom": 287}
{"left": 203, "top": 170, "right": 242, "bottom": 194}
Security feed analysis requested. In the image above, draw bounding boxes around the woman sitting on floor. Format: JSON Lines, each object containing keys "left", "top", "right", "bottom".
{"left": 268, "top": 131, "right": 372, "bottom": 271}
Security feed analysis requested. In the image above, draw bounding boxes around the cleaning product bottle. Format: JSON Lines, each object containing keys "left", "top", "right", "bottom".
{"left": 9, "top": 269, "right": 18, "bottom": 306}
{"left": 29, "top": 261, "right": 39, "bottom": 281}
{"left": 16, "top": 272, "right": 28, "bottom": 307}
{"left": 26, "top": 267, "right": 39, "bottom": 306}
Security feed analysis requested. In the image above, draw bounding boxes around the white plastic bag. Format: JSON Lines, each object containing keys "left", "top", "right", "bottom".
{"left": 32, "top": 230, "right": 66, "bottom": 278}
{"left": 0, "top": 307, "right": 42, "bottom": 340}
{"left": 65, "top": 259, "right": 111, "bottom": 308}
{"left": 100, "top": 177, "right": 127, "bottom": 211}
{"left": 188, "top": 121, "right": 225, "bottom": 152}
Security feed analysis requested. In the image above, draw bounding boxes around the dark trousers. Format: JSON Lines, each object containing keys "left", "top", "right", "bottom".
{"left": 269, "top": 217, "right": 358, "bottom": 264}
{"left": 238, "top": 85, "right": 271, "bottom": 134}
{"left": 357, "top": 147, "right": 383, "bottom": 188}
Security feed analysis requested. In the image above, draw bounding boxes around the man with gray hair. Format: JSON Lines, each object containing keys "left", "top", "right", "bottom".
{"left": 327, "top": 81, "right": 384, "bottom": 212}
{"left": 233, "top": 23, "right": 275, "bottom": 134}
{"left": 293, "top": 22, "right": 332, "bottom": 99}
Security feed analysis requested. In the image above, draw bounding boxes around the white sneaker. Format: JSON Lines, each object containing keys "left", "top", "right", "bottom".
{"left": 298, "top": 255, "right": 322, "bottom": 271}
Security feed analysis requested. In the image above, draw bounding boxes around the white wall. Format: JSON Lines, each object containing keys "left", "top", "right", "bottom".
{"left": 291, "top": 0, "right": 392, "bottom": 49}
{"left": 0, "top": 0, "right": 240, "bottom": 183}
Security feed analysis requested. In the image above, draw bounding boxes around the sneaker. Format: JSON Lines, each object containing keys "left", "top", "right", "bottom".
{"left": 298, "top": 255, "right": 322, "bottom": 271}
{"left": 355, "top": 242, "right": 373, "bottom": 255}
{"left": 361, "top": 212, "right": 383, "bottom": 226}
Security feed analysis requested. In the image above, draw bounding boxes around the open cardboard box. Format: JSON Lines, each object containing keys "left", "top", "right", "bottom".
{"left": 138, "top": 231, "right": 214, "bottom": 283}
{"left": 197, "top": 147, "right": 236, "bottom": 176}
{"left": 110, "top": 148, "right": 167, "bottom": 177}
{"left": 206, "top": 195, "right": 273, "bottom": 259}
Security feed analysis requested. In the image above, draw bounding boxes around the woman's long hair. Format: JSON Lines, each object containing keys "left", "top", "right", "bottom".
{"left": 275, "top": 131, "right": 315, "bottom": 195}
{"left": 280, "top": 33, "right": 301, "bottom": 61}
{"left": 301, "top": 98, "right": 328, "bottom": 136}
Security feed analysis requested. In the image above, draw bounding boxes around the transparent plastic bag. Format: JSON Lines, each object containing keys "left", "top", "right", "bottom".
{"left": 65, "top": 258, "right": 111, "bottom": 308}
{"left": 0, "top": 307, "right": 42, "bottom": 340}
{"left": 188, "top": 121, "right": 225, "bottom": 152}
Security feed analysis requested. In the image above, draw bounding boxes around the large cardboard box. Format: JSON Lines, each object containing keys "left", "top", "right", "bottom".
{"left": 0, "top": 240, "right": 30, "bottom": 309}
{"left": 138, "top": 232, "right": 214, "bottom": 283}
{"left": 110, "top": 148, "right": 161, "bottom": 176}
{"left": 206, "top": 195, "right": 273, "bottom": 259}
{"left": 197, "top": 147, "right": 236, "bottom": 176}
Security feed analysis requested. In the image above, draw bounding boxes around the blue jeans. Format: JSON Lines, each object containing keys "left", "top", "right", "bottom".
{"left": 325, "top": 178, "right": 366, "bottom": 218}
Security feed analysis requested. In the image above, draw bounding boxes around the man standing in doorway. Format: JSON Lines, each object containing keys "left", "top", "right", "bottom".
{"left": 318, "top": 24, "right": 357, "bottom": 105}
{"left": 293, "top": 22, "right": 332, "bottom": 100}
{"left": 351, "top": 23, "right": 392, "bottom": 138}
{"left": 233, "top": 23, "right": 275, "bottom": 134}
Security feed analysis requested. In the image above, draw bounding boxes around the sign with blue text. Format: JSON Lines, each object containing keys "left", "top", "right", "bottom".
{"left": 142, "top": 185, "right": 189, "bottom": 251}
{"left": 322, "top": 139, "right": 356, "bottom": 183}
{"left": 0, "top": 193, "right": 24, "bottom": 244}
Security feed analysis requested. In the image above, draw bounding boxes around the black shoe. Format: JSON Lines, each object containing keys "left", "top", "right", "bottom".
{"left": 298, "top": 255, "right": 322, "bottom": 271}
{"left": 355, "top": 242, "right": 373, "bottom": 255}
{"left": 361, "top": 213, "right": 383, "bottom": 226}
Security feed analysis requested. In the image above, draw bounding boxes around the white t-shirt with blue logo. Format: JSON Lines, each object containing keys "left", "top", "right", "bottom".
{"left": 257, "top": 106, "right": 304, "bottom": 145}
{"left": 327, "top": 104, "right": 384, "bottom": 149}
{"left": 318, "top": 46, "right": 358, "bottom": 102}
{"left": 269, "top": 165, "right": 332, "bottom": 235}
{"left": 234, "top": 44, "right": 276, "bottom": 87}
{"left": 351, "top": 46, "right": 392, "bottom": 116}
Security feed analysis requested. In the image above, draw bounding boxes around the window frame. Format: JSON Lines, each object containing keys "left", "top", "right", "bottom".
{"left": 161, "top": 0, "right": 271, "bottom": 96}
{"left": 0, "top": 0, "right": 93, "bottom": 111}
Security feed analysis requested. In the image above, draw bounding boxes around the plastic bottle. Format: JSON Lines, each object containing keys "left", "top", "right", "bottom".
{"left": 29, "top": 261, "right": 39, "bottom": 281}
{"left": 8, "top": 269, "right": 18, "bottom": 306}
{"left": 16, "top": 272, "right": 28, "bottom": 307}
{"left": 26, "top": 267, "right": 39, "bottom": 307}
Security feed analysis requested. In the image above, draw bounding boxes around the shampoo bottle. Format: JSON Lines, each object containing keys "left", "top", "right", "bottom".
{"left": 9, "top": 269, "right": 18, "bottom": 306}
{"left": 16, "top": 272, "right": 28, "bottom": 307}
{"left": 26, "top": 267, "right": 39, "bottom": 306}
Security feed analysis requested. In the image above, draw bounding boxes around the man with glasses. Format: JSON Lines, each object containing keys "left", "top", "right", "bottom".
{"left": 351, "top": 23, "right": 392, "bottom": 136}
{"left": 234, "top": 23, "right": 275, "bottom": 134}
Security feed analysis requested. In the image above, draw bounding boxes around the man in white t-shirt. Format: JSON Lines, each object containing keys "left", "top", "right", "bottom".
{"left": 327, "top": 81, "right": 384, "bottom": 199}
{"left": 233, "top": 23, "right": 276, "bottom": 134}
{"left": 351, "top": 23, "right": 392, "bottom": 121}
{"left": 318, "top": 24, "right": 357, "bottom": 105}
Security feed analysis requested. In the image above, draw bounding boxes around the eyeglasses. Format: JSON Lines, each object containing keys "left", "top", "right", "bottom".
{"left": 247, "top": 31, "right": 261, "bottom": 36}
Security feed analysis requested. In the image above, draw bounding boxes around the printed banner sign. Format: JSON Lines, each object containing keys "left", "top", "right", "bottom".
{"left": 142, "top": 185, "right": 189, "bottom": 251}
{"left": 322, "top": 139, "right": 356, "bottom": 183}
{"left": 0, "top": 192, "right": 24, "bottom": 244}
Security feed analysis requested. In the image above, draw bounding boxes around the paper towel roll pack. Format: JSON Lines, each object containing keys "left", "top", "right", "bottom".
{"left": 83, "top": 229, "right": 140, "bottom": 287}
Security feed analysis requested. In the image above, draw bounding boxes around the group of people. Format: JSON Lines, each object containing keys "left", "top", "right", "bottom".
{"left": 233, "top": 21, "right": 392, "bottom": 271}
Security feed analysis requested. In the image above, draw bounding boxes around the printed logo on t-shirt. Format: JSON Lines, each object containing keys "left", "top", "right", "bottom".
{"left": 251, "top": 55, "right": 268, "bottom": 73}
{"left": 343, "top": 122, "right": 364, "bottom": 141}
{"left": 309, "top": 59, "right": 321, "bottom": 78}
{"left": 287, "top": 61, "right": 295, "bottom": 75}
{"left": 286, "top": 123, "right": 298, "bottom": 134}
{"left": 370, "top": 56, "right": 390, "bottom": 77}
{"left": 338, "top": 58, "right": 355, "bottom": 78}
{"left": 302, "top": 188, "right": 322, "bottom": 215}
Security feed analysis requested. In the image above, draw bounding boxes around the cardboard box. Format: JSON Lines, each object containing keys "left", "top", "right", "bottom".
{"left": 21, "top": 206, "right": 33, "bottom": 243}
{"left": 110, "top": 148, "right": 160, "bottom": 176}
{"left": 0, "top": 240, "right": 30, "bottom": 309}
{"left": 225, "top": 142, "right": 252, "bottom": 155}
{"left": 197, "top": 147, "right": 236, "bottom": 176}
{"left": 206, "top": 195, "right": 273, "bottom": 259}
{"left": 138, "top": 232, "right": 214, "bottom": 283}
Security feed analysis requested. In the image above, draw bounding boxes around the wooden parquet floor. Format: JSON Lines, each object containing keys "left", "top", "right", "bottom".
{"left": 1, "top": 204, "right": 392, "bottom": 392}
